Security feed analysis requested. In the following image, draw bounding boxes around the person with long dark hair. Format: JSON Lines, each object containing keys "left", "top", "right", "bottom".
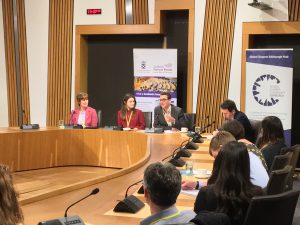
{"left": 219, "top": 120, "right": 269, "bottom": 188}
{"left": 194, "top": 141, "right": 264, "bottom": 225}
{"left": 0, "top": 164, "right": 24, "bottom": 225}
{"left": 117, "top": 93, "right": 145, "bottom": 130}
{"left": 257, "top": 116, "right": 286, "bottom": 170}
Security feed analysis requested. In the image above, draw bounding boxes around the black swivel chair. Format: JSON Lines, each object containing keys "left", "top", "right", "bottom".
{"left": 97, "top": 109, "right": 102, "bottom": 128}
{"left": 143, "top": 112, "right": 152, "bottom": 129}
{"left": 269, "top": 153, "right": 292, "bottom": 174}
{"left": 184, "top": 113, "right": 196, "bottom": 131}
{"left": 243, "top": 190, "right": 300, "bottom": 225}
{"left": 265, "top": 165, "right": 292, "bottom": 195}
{"left": 281, "top": 145, "right": 300, "bottom": 190}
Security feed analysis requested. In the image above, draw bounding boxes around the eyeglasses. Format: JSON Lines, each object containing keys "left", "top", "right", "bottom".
{"left": 160, "top": 99, "right": 169, "bottom": 102}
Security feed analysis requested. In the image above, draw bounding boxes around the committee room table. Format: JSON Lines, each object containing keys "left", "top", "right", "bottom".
{"left": 0, "top": 128, "right": 213, "bottom": 225}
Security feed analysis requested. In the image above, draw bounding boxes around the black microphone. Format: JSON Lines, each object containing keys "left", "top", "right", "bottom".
{"left": 38, "top": 188, "right": 99, "bottom": 225}
{"left": 187, "top": 121, "right": 216, "bottom": 144}
{"left": 20, "top": 110, "right": 40, "bottom": 130}
{"left": 187, "top": 115, "right": 209, "bottom": 132}
{"left": 22, "top": 110, "right": 28, "bottom": 125}
{"left": 64, "top": 188, "right": 99, "bottom": 218}
{"left": 161, "top": 138, "right": 191, "bottom": 162}
{"left": 200, "top": 121, "right": 216, "bottom": 133}
{"left": 114, "top": 180, "right": 145, "bottom": 213}
{"left": 125, "top": 179, "right": 143, "bottom": 198}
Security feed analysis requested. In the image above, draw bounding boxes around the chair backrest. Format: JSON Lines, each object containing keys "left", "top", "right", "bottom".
{"left": 281, "top": 144, "right": 300, "bottom": 189}
{"left": 184, "top": 113, "right": 196, "bottom": 131}
{"left": 143, "top": 112, "right": 152, "bottom": 129}
{"left": 243, "top": 190, "right": 300, "bottom": 225}
{"left": 190, "top": 211, "right": 230, "bottom": 225}
{"left": 249, "top": 119, "right": 262, "bottom": 144}
{"left": 269, "top": 153, "right": 291, "bottom": 174}
{"left": 97, "top": 110, "right": 102, "bottom": 128}
{"left": 266, "top": 165, "right": 292, "bottom": 195}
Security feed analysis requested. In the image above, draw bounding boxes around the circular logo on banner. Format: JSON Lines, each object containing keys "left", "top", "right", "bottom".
{"left": 252, "top": 74, "right": 285, "bottom": 106}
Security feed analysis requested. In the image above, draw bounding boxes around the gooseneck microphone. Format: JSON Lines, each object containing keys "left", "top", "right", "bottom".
{"left": 22, "top": 110, "right": 28, "bottom": 125}
{"left": 125, "top": 179, "right": 143, "bottom": 198}
{"left": 114, "top": 181, "right": 145, "bottom": 213}
{"left": 161, "top": 138, "right": 191, "bottom": 162}
{"left": 64, "top": 188, "right": 99, "bottom": 218}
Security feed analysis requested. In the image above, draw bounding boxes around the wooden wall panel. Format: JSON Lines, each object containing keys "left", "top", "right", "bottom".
{"left": 2, "top": 0, "right": 30, "bottom": 126}
{"left": 133, "top": 0, "right": 148, "bottom": 24}
{"left": 289, "top": 0, "right": 300, "bottom": 21}
{"left": 116, "top": 0, "right": 148, "bottom": 24}
{"left": 196, "top": 0, "right": 237, "bottom": 131}
{"left": 116, "top": 0, "right": 126, "bottom": 24}
{"left": 17, "top": 0, "right": 30, "bottom": 124}
{"left": 47, "top": 0, "right": 74, "bottom": 126}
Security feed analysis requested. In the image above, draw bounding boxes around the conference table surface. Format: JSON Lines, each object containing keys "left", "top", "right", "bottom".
{"left": 0, "top": 127, "right": 213, "bottom": 225}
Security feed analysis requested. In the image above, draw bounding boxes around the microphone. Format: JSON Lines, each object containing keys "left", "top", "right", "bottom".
{"left": 166, "top": 139, "right": 192, "bottom": 167}
{"left": 125, "top": 179, "right": 143, "bottom": 198}
{"left": 20, "top": 110, "right": 40, "bottom": 130}
{"left": 38, "top": 188, "right": 99, "bottom": 225}
{"left": 22, "top": 110, "right": 28, "bottom": 125}
{"left": 114, "top": 180, "right": 145, "bottom": 213}
{"left": 187, "top": 115, "right": 209, "bottom": 132}
{"left": 187, "top": 121, "right": 216, "bottom": 144}
{"left": 64, "top": 188, "right": 99, "bottom": 218}
{"left": 200, "top": 121, "right": 216, "bottom": 133}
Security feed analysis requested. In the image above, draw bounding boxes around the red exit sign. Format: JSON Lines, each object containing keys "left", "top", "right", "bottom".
{"left": 87, "top": 9, "right": 102, "bottom": 15}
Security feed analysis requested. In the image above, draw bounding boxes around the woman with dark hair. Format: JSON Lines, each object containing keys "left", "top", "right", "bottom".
{"left": 69, "top": 92, "right": 98, "bottom": 128}
{"left": 117, "top": 94, "right": 145, "bottom": 130}
{"left": 257, "top": 116, "right": 286, "bottom": 170}
{"left": 194, "top": 141, "right": 264, "bottom": 225}
{"left": 0, "top": 164, "right": 24, "bottom": 225}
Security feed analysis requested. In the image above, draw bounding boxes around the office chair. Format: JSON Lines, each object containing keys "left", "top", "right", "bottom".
{"left": 243, "top": 190, "right": 300, "bottom": 225}
{"left": 143, "top": 112, "right": 152, "bottom": 129}
{"left": 265, "top": 165, "right": 292, "bottom": 195}
{"left": 184, "top": 113, "right": 196, "bottom": 131}
{"left": 97, "top": 109, "right": 102, "bottom": 128}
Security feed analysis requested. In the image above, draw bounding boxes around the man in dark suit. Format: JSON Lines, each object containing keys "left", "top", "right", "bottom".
{"left": 153, "top": 92, "right": 187, "bottom": 130}
{"left": 220, "top": 99, "right": 255, "bottom": 143}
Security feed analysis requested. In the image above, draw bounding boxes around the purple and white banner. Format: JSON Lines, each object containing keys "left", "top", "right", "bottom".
{"left": 133, "top": 49, "right": 177, "bottom": 113}
{"left": 245, "top": 49, "right": 293, "bottom": 146}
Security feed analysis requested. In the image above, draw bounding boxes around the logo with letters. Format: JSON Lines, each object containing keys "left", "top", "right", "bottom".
{"left": 252, "top": 74, "right": 284, "bottom": 106}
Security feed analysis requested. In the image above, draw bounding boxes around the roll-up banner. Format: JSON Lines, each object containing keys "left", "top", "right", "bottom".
{"left": 245, "top": 49, "right": 293, "bottom": 146}
{"left": 133, "top": 49, "right": 178, "bottom": 113}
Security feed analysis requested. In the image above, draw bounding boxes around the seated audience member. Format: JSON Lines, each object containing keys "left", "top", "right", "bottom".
{"left": 257, "top": 116, "right": 286, "bottom": 170}
{"left": 220, "top": 99, "right": 255, "bottom": 142}
{"left": 0, "top": 164, "right": 24, "bottom": 225}
{"left": 153, "top": 92, "right": 187, "bottom": 130}
{"left": 141, "top": 162, "right": 196, "bottom": 225}
{"left": 117, "top": 93, "right": 145, "bottom": 130}
{"left": 220, "top": 119, "right": 269, "bottom": 188}
{"left": 194, "top": 142, "right": 264, "bottom": 225}
{"left": 182, "top": 131, "right": 235, "bottom": 190}
{"left": 69, "top": 92, "right": 98, "bottom": 128}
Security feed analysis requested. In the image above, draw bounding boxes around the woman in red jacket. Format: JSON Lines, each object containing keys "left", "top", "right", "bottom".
{"left": 69, "top": 92, "right": 98, "bottom": 128}
{"left": 117, "top": 93, "right": 145, "bottom": 130}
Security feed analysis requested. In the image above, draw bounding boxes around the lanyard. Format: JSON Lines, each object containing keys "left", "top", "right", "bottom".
{"left": 126, "top": 111, "right": 133, "bottom": 127}
{"left": 149, "top": 211, "right": 180, "bottom": 225}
